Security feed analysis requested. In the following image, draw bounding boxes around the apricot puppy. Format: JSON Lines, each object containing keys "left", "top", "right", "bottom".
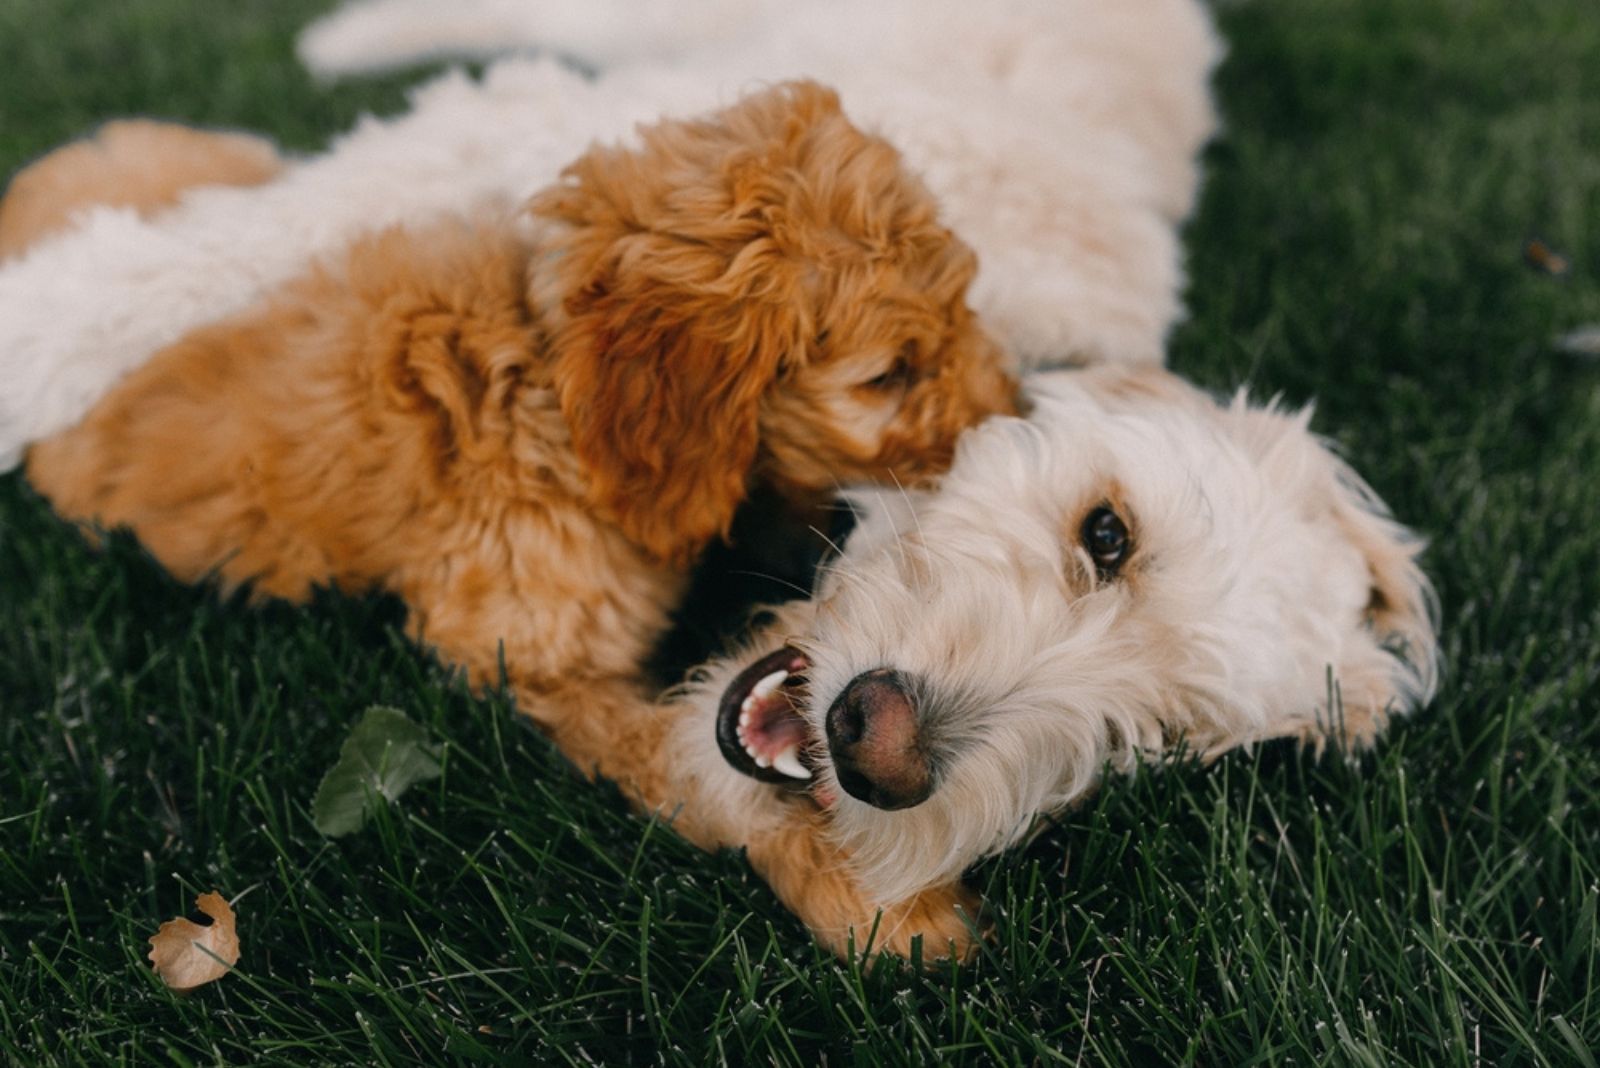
{"left": 24, "top": 79, "right": 1010, "bottom": 679}
{"left": 16, "top": 83, "right": 1013, "bottom": 956}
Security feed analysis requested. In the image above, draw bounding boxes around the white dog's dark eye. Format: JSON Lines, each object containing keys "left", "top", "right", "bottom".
{"left": 1082, "top": 506, "right": 1131, "bottom": 577}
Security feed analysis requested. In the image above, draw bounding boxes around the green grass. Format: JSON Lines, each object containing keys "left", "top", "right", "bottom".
{"left": 2, "top": 0, "right": 1598, "bottom": 1063}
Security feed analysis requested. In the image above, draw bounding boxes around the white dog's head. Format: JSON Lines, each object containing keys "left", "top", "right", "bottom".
{"left": 704, "top": 366, "right": 1438, "bottom": 903}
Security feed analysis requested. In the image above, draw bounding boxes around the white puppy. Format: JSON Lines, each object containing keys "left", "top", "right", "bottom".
{"left": 0, "top": 0, "right": 1219, "bottom": 467}
{"left": 675, "top": 366, "right": 1438, "bottom": 907}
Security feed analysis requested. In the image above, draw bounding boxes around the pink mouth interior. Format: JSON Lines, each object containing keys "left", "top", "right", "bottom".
{"left": 716, "top": 648, "right": 820, "bottom": 787}
{"left": 735, "top": 682, "right": 810, "bottom": 769}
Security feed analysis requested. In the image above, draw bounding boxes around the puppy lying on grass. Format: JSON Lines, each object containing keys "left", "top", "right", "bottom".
{"left": 10, "top": 84, "right": 1016, "bottom": 955}
{"left": 584, "top": 365, "right": 1438, "bottom": 957}
{"left": 18, "top": 79, "right": 1012, "bottom": 645}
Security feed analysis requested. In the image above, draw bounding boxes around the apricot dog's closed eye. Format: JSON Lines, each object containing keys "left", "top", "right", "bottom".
{"left": 862, "top": 341, "right": 922, "bottom": 391}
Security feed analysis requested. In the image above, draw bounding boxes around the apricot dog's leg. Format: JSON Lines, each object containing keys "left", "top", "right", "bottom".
{"left": 521, "top": 677, "right": 985, "bottom": 962}
{"left": 0, "top": 120, "right": 283, "bottom": 257}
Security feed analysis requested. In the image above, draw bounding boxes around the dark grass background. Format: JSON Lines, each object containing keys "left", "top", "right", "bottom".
{"left": 2, "top": 1, "right": 1598, "bottom": 1064}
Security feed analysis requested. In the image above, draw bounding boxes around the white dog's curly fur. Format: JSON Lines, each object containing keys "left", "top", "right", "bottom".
{"left": 675, "top": 366, "right": 1438, "bottom": 906}
{"left": 0, "top": 0, "right": 1219, "bottom": 468}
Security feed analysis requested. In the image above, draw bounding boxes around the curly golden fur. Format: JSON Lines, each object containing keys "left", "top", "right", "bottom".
{"left": 18, "top": 82, "right": 1014, "bottom": 959}
{"left": 529, "top": 81, "right": 1011, "bottom": 562}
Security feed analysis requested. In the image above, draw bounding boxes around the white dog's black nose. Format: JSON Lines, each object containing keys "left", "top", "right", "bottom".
{"left": 825, "top": 669, "right": 933, "bottom": 810}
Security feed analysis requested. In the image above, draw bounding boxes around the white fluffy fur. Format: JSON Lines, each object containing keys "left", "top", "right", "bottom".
{"left": 0, "top": 0, "right": 1220, "bottom": 468}
{"left": 675, "top": 367, "right": 1440, "bottom": 905}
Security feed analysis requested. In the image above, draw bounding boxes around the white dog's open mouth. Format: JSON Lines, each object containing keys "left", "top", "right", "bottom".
{"left": 715, "top": 647, "right": 818, "bottom": 785}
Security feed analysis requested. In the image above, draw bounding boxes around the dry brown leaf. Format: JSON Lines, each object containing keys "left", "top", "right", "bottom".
{"left": 147, "top": 891, "right": 240, "bottom": 992}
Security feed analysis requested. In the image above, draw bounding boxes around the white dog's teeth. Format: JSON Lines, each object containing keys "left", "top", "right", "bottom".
{"left": 750, "top": 669, "right": 788, "bottom": 700}
{"left": 740, "top": 695, "right": 756, "bottom": 715}
{"left": 755, "top": 754, "right": 771, "bottom": 769}
{"left": 738, "top": 709, "right": 751, "bottom": 728}
{"left": 771, "top": 745, "right": 810, "bottom": 781}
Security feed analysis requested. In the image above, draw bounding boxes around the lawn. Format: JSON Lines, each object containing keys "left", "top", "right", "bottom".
{"left": 2, "top": 0, "right": 1597, "bottom": 1064}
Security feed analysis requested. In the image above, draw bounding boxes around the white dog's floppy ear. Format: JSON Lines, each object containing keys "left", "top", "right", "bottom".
{"left": 1223, "top": 396, "right": 1440, "bottom": 734}
{"left": 1322, "top": 458, "right": 1441, "bottom": 717}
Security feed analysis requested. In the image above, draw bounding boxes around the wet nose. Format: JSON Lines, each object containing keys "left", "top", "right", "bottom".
{"left": 825, "top": 669, "right": 933, "bottom": 810}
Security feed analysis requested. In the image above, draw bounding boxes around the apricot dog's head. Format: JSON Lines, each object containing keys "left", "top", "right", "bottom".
{"left": 530, "top": 80, "right": 1015, "bottom": 564}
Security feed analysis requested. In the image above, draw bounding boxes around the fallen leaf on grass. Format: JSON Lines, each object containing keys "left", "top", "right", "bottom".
{"left": 1524, "top": 237, "right": 1571, "bottom": 277}
{"left": 148, "top": 891, "right": 240, "bottom": 992}
{"left": 312, "top": 705, "right": 442, "bottom": 836}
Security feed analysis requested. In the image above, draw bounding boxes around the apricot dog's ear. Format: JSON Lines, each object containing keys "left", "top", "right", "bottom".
{"left": 549, "top": 261, "right": 798, "bottom": 564}
{"left": 529, "top": 83, "right": 841, "bottom": 564}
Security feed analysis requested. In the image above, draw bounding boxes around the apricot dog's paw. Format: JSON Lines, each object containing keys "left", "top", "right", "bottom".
{"left": 746, "top": 805, "right": 987, "bottom": 966}
{"left": 808, "top": 881, "right": 987, "bottom": 965}
{"left": 865, "top": 881, "right": 988, "bottom": 963}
